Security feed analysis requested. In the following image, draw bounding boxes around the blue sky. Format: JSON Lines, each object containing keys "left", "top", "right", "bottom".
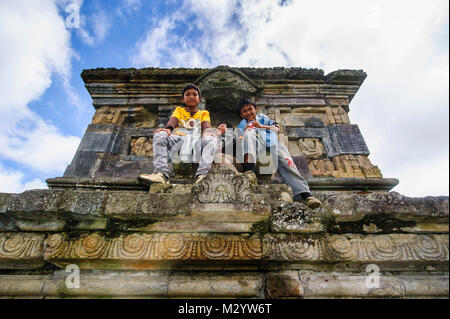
{"left": 0, "top": 0, "right": 448, "bottom": 196}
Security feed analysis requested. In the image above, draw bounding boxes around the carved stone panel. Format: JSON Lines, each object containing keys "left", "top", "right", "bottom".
{"left": 130, "top": 137, "right": 153, "bottom": 157}
{"left": 297, "top": 138, "right": 326, "bottom": 159}
{"left": 0, "top": 233, "right": 45, "bottom": 269}
{"left": 197, "top": 70, "right": 258, "bottom": 93}
{"left": 263, "top": 234, "right": 449, "bottom": 263}
{"left": 308, "top": 155, "right": 382, "bottom": 178}
{"left": 192, "top": 166, "right": 251, "bottom": 204}
{"left": 92, "top": 106, "right": 158, "bottom": 128}
{"left": 330, "top": 106, "right": 350, "bottom": 124}
{"left": 44, "top": 233, "right": 262, "bottom": 265}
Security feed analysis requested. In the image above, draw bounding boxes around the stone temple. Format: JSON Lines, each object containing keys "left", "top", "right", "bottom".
{"left": 0, "top": 66, "right": 448, "bottom": 298}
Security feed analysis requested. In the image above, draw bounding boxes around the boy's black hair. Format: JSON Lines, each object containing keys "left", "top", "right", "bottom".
{"left": 216, "top": 121, "right": 234, "bottom": 129}
{"left": 238, "top": 98, "right": 256, "bottom": 112}
{"left": 182, "top": 83, "right": 201, "bottom": 98}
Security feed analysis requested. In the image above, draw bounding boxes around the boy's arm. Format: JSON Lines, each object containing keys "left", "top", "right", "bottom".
{"left": 253, "top": 115, "right": 280, "bottom": 133}
{"left": 155, "top": 117, "right": 179, "bottom": 135}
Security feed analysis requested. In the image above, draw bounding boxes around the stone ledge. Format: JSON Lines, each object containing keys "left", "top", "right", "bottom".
{"left": 307, "top": 177, "right": 399, "bottom": 191}
{"left": 266, "top": 271, "right": 449, "bottom": 298}
{"left": 2, "top": 189, "right": 448, "bottom": 234}
{"left": 47, "top": 177, "right": 400, "bottom": 192}
{"left": 297, "top": 272, "right": 448, "bottom": 298}
{"left": 0, "top": 270, "right": 446, "bottom": 298}
{"left": 46, "top": 177, "right": 148, "bottom": 191}
{"left": 0, "top": 271, "right": 264, "bottom": 298}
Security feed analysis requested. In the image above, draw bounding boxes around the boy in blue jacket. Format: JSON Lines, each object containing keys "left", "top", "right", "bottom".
{"left": 237, "top": 99, "right": 322, "bottom": 209}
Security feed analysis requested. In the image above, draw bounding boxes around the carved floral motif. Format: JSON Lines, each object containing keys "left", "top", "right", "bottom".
{"left": 0, "top": 233, "right": 44, "bottom": 259}
{"left": 262, "top": 234, "right": 449, "bottom": 262}
{"left": 44, "top": 233, "right": 262, "bottom": 261}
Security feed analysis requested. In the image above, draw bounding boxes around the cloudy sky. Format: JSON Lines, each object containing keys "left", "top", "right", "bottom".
{"left": 0, "top": 0, "right": 448, "bottom": 196}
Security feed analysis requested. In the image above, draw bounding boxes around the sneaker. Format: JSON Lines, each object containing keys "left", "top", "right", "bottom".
{"left": 138, "top": 172, "right": 169, "bottom": 185}
{"left": 243, "top": 170, "right": 258, "bottom": 186}
{"left": 194, "top": 174, "right": 207, "bottom": 184}
{"left": 305, "top": 196, "right": 322, "bottom": 209}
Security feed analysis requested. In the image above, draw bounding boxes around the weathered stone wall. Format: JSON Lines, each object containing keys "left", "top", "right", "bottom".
{"left": 1, "top": 168, "right": 448, "bottom": 298}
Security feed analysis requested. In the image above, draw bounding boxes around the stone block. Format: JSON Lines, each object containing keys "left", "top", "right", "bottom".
{"left": 0, "top": 275, "right": 51, "bottom": 296}
{"left": 270, "top": 202, "right": 326, "bottom": 233}
{"left": 168, "top": 272, "right": 264, "bottom": 298}
{"left": 319, "top": 191, "right": 449, "bottom": 223}
{"left": 77, "top": 131, "right": 122, "bottom": 154}
{"left": 299, "top": 273, "right": 405, "bottom": 297}
{"left": 63, "top": 151, "right": 99, "bottom": 177}
{"left": 43, "top": 270, "right": 170, "bottom": 297}
{"left": 399, "top": 275, "right": 449, "bottom": 296}
{"left": 266, "top": 271, "right": 303, "bottom": 298}
{"left": 105, "top": 192, "right": 190, "bottom": 219}
{"left": 7, "top": 189, "right": 107, "bottom": 220}
{"left": 7, "top": 190, "right": 63, "bottom": 219}
{"left": 327, "top": 125, "right": 370, "bottom": 157}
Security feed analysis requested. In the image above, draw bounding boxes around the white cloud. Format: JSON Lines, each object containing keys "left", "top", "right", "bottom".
{"left": 116, "top": 0, "right": 142, "bottom": 20}
{"left": 131, "top": 0, "right": 449, "bottom": 196}
{"left": 0, "top": 163, "right": 47, "bottom": 194}
{"left": 0, "top": 0, "right": 81, "bottom": 191}
{"left": 123, "top": 0, "right": 141, "bottom": 11}
{"left": 76, "top": 3, "right": 112, "bottom": 46}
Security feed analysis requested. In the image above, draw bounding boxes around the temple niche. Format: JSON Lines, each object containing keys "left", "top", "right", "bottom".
{"left": 0, "top": 66, "right": 447, "bottom": 299}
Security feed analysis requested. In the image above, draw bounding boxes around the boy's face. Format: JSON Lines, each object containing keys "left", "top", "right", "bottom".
{"left": 240, "top": 103, "right": 256, "bottom": 121}
{"left": 183, "top": 88, "right": 201, "bottom": 108}
{"left": 217, "top": 123, "right": 228, "bottom": 135}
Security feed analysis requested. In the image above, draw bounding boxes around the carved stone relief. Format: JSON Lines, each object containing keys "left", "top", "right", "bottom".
{"left": 196, "top": 70, "right": 259, "bottom": 93}
{"left": 130, "top": 137, "right": 153, "bottom": 157}
{"left": 44, "top": 233, "right": 262, "bottom": 262}
{"left": 263, "top": 234, "right": 449, "bottom": 262}
{"left": 297, "top": 138, "right": 326, "bottom": 159}
{"left": 0, "top": 233, "right": 44, "bottom": 267}
{"left": 330, "top": 106, "right": 350, "bottom": 124}
{"left": 92, "top": 106, "right": 158, "bottom": 128}
{"left": 192, "top": 166, "right": 251, "bottom": 204}
{"left": 308, "top": 155, "right": 382, "bottom": 178}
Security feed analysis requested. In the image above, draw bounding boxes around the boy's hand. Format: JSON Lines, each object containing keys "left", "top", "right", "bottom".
{"left": 154, "top": 128, "right": 171, "bottom": 135}
{"left": 252, "top": 121, "right": 263, "bottom": 128}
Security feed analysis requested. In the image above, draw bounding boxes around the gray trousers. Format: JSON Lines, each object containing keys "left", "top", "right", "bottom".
{"left": 242, "top": 130, "right": 311, "bottom": 196}
{"left": 152, "top": 131, "right": 218, "bottom": 178}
